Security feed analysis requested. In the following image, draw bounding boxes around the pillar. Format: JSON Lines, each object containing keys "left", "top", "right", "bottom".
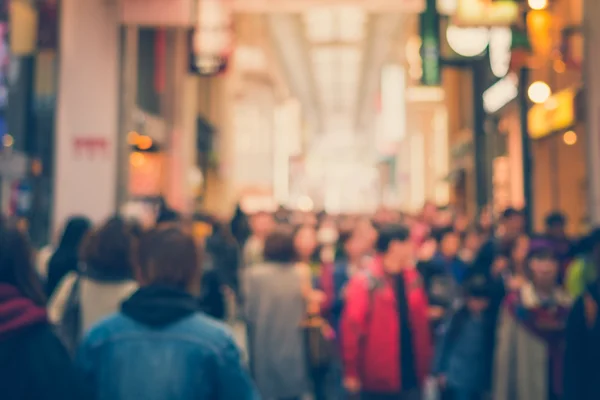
{"left": 53, "top": 0, "right": 119, "bottom": 228}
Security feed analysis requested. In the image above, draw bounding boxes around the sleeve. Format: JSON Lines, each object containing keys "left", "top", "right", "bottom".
{"left": 75, "top": 335, "right": 98, "bottom": 399}
{"left": 216, "top": 338, "right": 261, "bottom": 400}
{"left": 319, "top": 264, "right": 335, "bottom": 314}
{"left": 563, "top": 298, "right": 587, "bottom": 400}
{"left": 29, "top": 328, "right": 87, "bottom": 400}
{"left": 340, "top": 275, "right": 369, "bottom": 380}
{"left": 241, "top": 269, "right": 255, "bottom": 324}
{"left": 492, "top": 306, "right": 517, "bottom": 400}
{"left": 47, "top": 272, "right": 77, "bottom": 325}
{"left": 565, "top": 259, "right": 584, "bottom": 298}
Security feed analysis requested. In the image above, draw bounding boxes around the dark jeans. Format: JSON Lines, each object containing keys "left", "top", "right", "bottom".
{"left": 361, "top": 390, "right": 420, "bottom": 400}
{"left": 310, "top": 365, "right": 329, "bottom": 400}
{"left": 441, "top": 387, "right": 486, "bottom": 400}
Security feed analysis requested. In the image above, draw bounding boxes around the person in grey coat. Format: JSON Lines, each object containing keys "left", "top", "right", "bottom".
{"left": 243, "top": 228, "right": 309, "bottom": 400}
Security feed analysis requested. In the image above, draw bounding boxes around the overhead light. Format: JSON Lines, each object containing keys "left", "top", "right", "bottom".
{"left": 528, "top": 0, "right": 549, "bottom": 10}
{"left": 446, "top": 25, "right": 489, "bottom": 57}
{"left": 528, "top": 81, "right": 551, "bottom": 104}
{"left": 489, "top": 27, "right": 512, "bottom": 78}
{"left": 563, "top": 130, "right": 577, "bottom": 145}
{"left": 483, "top": 73, "right": 518, "bottom": 113}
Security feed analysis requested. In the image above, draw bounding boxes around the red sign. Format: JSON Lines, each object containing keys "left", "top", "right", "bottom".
{"left": 73, "top": 137, "right": 109, "bottom": 159}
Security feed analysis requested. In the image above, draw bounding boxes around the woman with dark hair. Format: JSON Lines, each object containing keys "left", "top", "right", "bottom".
{"left": 494, "top": 247, "right": 571, "bottom": 400}
{"left": 0, "top": 218, "right": 82, "bottom": 399}
{"left": 46, "top": 216, "right": 91, "bottom": 297}
{"left": 243, "top": 228, "right": 309, "bottom": 400}
{"left": 48, "top": 216, "right": 138, "bottom": 352}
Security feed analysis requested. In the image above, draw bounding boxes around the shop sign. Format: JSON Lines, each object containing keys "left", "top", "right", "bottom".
{"left": 420, "top": 0, "right": 441, "bottom": 86}
{"left": 528, "top": 88, "right": 577, "bottom": 139}
{"left": 482, "top": 73, "right": 518, "bottom": 114}
{"left": 454, "top": 0, "right": 519, "bottom": 27}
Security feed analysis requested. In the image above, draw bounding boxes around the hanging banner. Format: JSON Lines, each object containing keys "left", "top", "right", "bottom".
{"left": 420, "top": 0, "right": 441, "bottom": 86}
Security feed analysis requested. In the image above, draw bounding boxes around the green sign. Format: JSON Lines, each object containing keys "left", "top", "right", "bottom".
{"left": 420, "top": 0, "right": 441, "bottom": 86}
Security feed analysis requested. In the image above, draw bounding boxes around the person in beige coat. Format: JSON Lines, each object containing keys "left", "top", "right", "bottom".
{"left": 493, "top": 247, "right": 571, "bottom": 400}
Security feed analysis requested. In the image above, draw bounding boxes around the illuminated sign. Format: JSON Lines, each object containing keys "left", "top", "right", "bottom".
{"left": 454, "top": 0, "right": 519, "bottom": 27}
{"left": 528, "top": 88, "right": 577, "bottom": 139}
{"left": 483, "top": 73, "right": 518, "bottom": 114}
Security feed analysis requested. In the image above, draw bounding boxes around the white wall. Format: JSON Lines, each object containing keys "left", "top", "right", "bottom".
{"left": 54, "top": 0, "right": 119, "bottom": 228}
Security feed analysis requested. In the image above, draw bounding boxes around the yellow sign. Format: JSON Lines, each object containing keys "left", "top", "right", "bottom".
{"left": 454, "top": 0, "right": 519, "bottom": 27}
{"left": 528, "top": 89, "right": 577, "bottom": 139}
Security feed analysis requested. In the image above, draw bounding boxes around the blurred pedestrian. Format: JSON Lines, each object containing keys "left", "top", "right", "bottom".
{"left": 341, "top": 224, "right": 432, "bottom": 400}
{"left": 418, "top": 227, "right": 464, "bottom": 327}
{"left": 49, "top": 217, "right": 138, "bottom": 353}
{"left": 0, "top": 218, "right": 82, "bottom": 399}
{"left": 493, "top": 247, "right": 571, "bottom": 400}
{"left": 46, "top": 216, "right": 91, "bottom": 297}
{"left": 243, "top": 228, "right": 309, "bottom": 400}
{"left": 77, "top": 225, "right": 256, "bottom": 399}
{"left": 433, "top": 274, "right": 495, "bottom": 400}
{"left": 563, "top": 235, "right": 600, "bottom": 400}
{"left": 565, "top": 229, "right": 600, "bottom": 298}
{"left": 243, "top": 211, "right": 275, "bottom": 267}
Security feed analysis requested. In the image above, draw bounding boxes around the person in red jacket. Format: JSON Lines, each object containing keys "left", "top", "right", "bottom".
{"left": 341, "top": 224, "right": 432, "bottom": 400}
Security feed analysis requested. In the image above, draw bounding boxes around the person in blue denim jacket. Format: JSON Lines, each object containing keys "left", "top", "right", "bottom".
{"left": 433, "top": 273, "right": 495, "bottom": 400}
{"left": 76, "top": 225, "right": 259, "bottom": 400}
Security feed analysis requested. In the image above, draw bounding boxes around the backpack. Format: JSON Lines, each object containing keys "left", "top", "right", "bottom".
{"left": 57, "top": 275, "right": 82, "bottom": 356}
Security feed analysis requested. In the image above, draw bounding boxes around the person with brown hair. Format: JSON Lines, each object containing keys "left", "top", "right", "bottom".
{"left": 48, "top": 216, "right": 138, "bottom": 352}
{"left": 243, "top": 227, "right": 310, "bottom": 400}
{"left": 76, "top": 224, "right": 256, "bottom": 400}
{"left": 0, "top": 217, "right": 83, "bottom": 399}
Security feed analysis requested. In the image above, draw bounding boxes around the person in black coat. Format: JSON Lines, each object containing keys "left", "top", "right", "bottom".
{"left": 564, "top": 266, "right": 600, "bottom": 400}
{"left": 0, "top": 217, "right": 82, "bottom": 400}
{"left": 200, "top": 221, "right": 241, "bottom": 319}
{"left": 46, "top": 216, "right": 91, "bottom": 297}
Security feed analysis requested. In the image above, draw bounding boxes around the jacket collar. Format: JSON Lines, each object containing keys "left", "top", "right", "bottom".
{"left": 520, "top": 282, "right": 571, "bottom": 309}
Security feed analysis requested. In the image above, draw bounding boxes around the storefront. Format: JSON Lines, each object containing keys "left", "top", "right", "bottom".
{"left": 528, "top": 87, "right": 587, "bottom": 233}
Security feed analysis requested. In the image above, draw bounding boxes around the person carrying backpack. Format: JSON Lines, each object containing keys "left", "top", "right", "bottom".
{"left": 341, "top": 224, "right": 432, "bottom": 400}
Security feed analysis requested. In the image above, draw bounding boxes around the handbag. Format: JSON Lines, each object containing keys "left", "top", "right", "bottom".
{"left": 301, "top": 313, "right": 335, "bottom": 369}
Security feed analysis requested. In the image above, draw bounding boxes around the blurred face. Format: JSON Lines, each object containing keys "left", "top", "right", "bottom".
{"left": 345, "top": 233, "right": 365, "bottom": 261}
{"left": 441, "top": 232, "right": 460, "bottom": 258}
{"left": 384, "top": 239, "right": 414, "bottom": 273}
{"left": 317, "top": 220, "right": 339, "bottom": 244}
{"left": 547, "top": 222, "right": 565, "bottom": 239}
{"left": 435, "top": 210, "right": 454, "bottom": 229}
{"left": 251, "top": 213, "right": 274, "bottom": 238}
{"left": 505, "top": 215, "right": 524, "bottom": 239}
{"left": 512, "top": 235, "right": 530, "bottom": 263}
{"left": 356, "top": 219, "right": 377, "bottom": 251}
{"left": 529, "top": 256, "right": 559, "bottom": 289}
{"left": 294, "top": 226, "right": 317, "bottom": 260}
{"left": 464, "top": 232, "right": 482, "bottom": 253}
{"left": 454, "top": 214, "right": 469, "bottom": 233}
{"left": 479, "top": 208, "right": 493, "bottom": 230}
{"left": 467, "top": 297, "right": 489, "bottom": 314}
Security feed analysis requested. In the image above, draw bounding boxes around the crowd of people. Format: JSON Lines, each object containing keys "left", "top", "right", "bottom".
{"left": 1, "top": 200, "right": 600, "bottom": 400}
